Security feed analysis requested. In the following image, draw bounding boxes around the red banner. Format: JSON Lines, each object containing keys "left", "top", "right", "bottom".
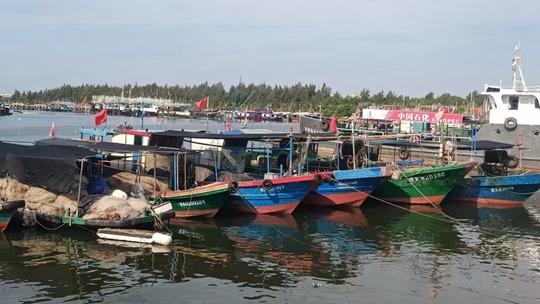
{"left": 385, "top": 110, "right": 463, "bottom": 124}
{"left": 94, "top": 108, "right": 107, "bottom": 126}
{"left": 196, "top": 97, "right": 208, "bottom": 109}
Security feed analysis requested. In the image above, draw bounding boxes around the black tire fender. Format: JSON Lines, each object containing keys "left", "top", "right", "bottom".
{"left": 507, "top": 155, "right": 519, "bottom": 169}
{"left": 504, "top": 117, "right": 517, "bottom": 131}
{"left": 320, "top": 120, "right": 330, "bottom": 132}
{"left": 398, "top": 147, "right": 410, "bottom": 160}
{"left": 261, "top": 179, "right": 273, "bottom": 191}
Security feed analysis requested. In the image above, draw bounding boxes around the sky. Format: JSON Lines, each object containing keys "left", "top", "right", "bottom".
{"left": 1, "top": 0, "right": 540, "bottom": 98}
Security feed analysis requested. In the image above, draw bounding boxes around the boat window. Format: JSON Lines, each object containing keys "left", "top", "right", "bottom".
{"left": 486, "top": 87, "right": 500, "bottom": 92}
{"left": 509, "top": 96, "right": 519, "bottom": 110}
{"left": 535, "top": 98, "right": 540, "bottom": 109}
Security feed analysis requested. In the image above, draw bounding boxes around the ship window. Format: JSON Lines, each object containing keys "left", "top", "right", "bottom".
{"left": 535, "top": 98, "right": 540, "bottom": 109}
{"left": 486, "top": 87, "right": 500, "bottom": 92}
{"left": 509, "top": 96, "right": 519, "bottom": 110}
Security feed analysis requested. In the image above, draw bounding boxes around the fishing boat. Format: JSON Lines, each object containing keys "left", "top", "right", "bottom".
{"left": 302, "top": 166, "right": 391, "bottom": 207}
{"left": 445, "top": 142, "right": 540, "bottom": 206}
{"left": 35, "top": 208, "right": 175, "bottom": 230}
{"left": 0, "top": 200, "right": 25, "bottom": 232}
{"left": 224, "top": 174, "right": 322, "bottom": 214}
{"left": 299, "top": 114, "right": 333, "bottom": 133}
{"left": 371, "top": 161, "right": 476, "bottom": 204}
{"left": 151, "top": 181, "right": 232, "bottom": 218}
{"left": 473, "top": 44, "right": 540, "bottom": 169}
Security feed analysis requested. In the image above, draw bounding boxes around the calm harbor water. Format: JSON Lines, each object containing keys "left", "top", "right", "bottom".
{"left": 1, "top": 112, "right": 540, "bottom": 303}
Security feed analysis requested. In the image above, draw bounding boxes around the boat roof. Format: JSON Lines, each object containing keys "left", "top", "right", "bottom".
{"left": 0, "top": 141, "right": 98, "bottom": 193}
{"left": 35, "top": 138, "right": 199, "bottom": 154}
{"left": 369, "top": 140, "right": 515, "bottom": 150}
{"left": 150, "top": 129, "right": 337, "bottom": 140}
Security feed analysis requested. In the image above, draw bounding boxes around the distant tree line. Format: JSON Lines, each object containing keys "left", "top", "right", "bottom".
{"left": 6, "top": 82, "right": 483, "bottom": 117}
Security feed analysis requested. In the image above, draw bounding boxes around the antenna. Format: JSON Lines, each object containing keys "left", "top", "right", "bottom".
{"left": 512, "top": 42, "right": 527, "bottom": 92}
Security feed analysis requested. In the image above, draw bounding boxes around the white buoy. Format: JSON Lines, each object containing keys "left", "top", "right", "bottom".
{"left": 97, "top": 228, "right": 172, "bottom": 246}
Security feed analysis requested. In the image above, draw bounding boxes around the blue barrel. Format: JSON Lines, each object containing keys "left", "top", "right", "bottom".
{"left": 87, "top": 175, "right": 108, "bottom": 195}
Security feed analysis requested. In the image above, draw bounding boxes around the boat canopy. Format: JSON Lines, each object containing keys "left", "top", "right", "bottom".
{"left": 0, "top": 141, "right": 96, "bottom": 193}
{"left": 35, "top": 138, "right": 199, "bottom": 154}
{"left": 368, "top": 140, "right": 515, "bottom": 151}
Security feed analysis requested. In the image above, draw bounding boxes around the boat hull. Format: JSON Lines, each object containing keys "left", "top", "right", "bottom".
{"left": 371, "top": 162, "right": 475, "bottom": 205}
{"left": 36, "top": 210, "right": 176, "bottom": 230}
{"left": 298, "top": 114, "right": 332, "bottom": 134}
{"left": 0, "top": 200, "right": 25, "bottom": 232}
{"left": 445, "top": 173, "right": 540, "bottom": 206}
{"left": 303, "top": 167, "right": 389, "bottom": 207}
{"left": 224, "top": 175, "right": 316, "bottom": 214}
{"left": 152, "top": 182, "right": 230, "bottom": 218}
{"left": 476, "top": 123, "right": 540, "bottom": 169}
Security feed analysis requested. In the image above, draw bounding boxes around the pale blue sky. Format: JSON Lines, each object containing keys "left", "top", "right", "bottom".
{"left": 1, "top": 0, "right": 539, "bottom": 98}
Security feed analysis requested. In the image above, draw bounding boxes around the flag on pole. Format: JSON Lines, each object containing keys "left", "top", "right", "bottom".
{"left": 94, "top": 108, "right": 107, "bottom": 126}
{"left": 49, "top": 122, "right": 55, "bottom": 138}
{"left": 196, "top": 97, "right": 209, "bottom": 109}
{"left": 329, "top": 115, "right": 338, "bottom": 133}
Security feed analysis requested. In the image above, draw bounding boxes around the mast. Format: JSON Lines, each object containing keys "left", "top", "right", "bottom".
{"left": 232, "top": 77, "right": 241, "bottom": 122}
{"left": 512, "top": 42, "right": 527, "bottom": 92}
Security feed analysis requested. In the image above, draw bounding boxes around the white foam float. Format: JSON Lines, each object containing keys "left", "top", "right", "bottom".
{"left": 97, "top": 228, "right": 173, "bottom": 246}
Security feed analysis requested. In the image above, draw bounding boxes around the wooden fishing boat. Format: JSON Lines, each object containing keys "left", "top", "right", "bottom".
{"left": 150, "top": 181, "right": 231, "bottom": 218}
{"left": 0, "top": 200, "right": 25, "bottom": 232}
{"left": 444, "top": 140, "right": 540, "bottom": 206}
{"left": 35, "top": 208, "right": 175, "bottom": 230}
{"left": 223, "top": 174, "right": 322, "bottom": 214}
{"left": 445, "top": 173, "right": 540, "bottom": 206}
{"left": 371, "top": 161, "right": 476, "bottom": 204}
{"left": 302, "top": 166, "right": 391, "bottom": 207}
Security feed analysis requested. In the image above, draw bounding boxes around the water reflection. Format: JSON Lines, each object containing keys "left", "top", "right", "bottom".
{"left": 0, "top": 204, "right": 539, "bottom": 303}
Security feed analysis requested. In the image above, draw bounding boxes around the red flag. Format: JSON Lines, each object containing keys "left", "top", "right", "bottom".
{"left": 329, "top": 115, "right": 338, "bottom": 133}
{"left": 94, "top": 108, "right": 107, "bottom": 126}
{"left": 196, "top": 97, "right": 208, "bottom": 109}
{"left": 49, "top": 122, "right": 55, "bottom": 138}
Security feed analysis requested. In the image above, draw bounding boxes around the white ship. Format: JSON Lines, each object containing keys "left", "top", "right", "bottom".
{"left": 476, "top": 44, "right": 540, "bottom": 169}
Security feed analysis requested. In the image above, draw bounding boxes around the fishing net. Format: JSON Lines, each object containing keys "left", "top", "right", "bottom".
{"left": 82, "top": 196, "right": 141, "bottom": 220}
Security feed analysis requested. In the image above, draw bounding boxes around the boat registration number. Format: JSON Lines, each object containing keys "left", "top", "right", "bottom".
{"left": 152, "top": 202, "right": 173, "bottom": 214}
{"left": 407, "top": 172, "right": 446, "bottom": 183}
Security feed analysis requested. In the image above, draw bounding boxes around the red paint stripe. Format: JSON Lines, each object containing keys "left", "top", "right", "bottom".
{"left": 123, "top": 129, "right": 153, "bottom": 137}
{"left": 238, "top": 174, "right": 316, "bottom": 188}
{"left": 379, "top": 195, "right": 446, "bottom": 205}
{"left": 456, "top": 197, "right": 523, "bottom": 206}
{"left": 0, "top": 221, "right": 9, "bottom": 233}
{"left": 229, "top": 201, "right": 301, "bottom": 214}
{"left": 304, "top": 192, "right": 369, "bottom": 207}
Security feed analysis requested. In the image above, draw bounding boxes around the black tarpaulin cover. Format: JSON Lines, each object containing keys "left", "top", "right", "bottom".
{"left": 1, "top": 142, "right": 96, "bottom": 193}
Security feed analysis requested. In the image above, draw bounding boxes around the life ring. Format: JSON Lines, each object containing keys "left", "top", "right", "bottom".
{"left": 229, "top": 181, "right": 239, "bottom": 194}
{"left": 443, "top": 155, "right": 452, "bottom": 164}
{"left": 0, "top": 200, "right": 25, "bottom": 211}
{"left": 320, "top": 120, "right": 330, "bottom": 132}
{"left": 504, "top": 117, "right": 517, "bottom": 131}
{"left": 261, "top": 179, "right": 273, "bottom": 191}
{"left": 314, "top": 174, "right": 323, "bottom": 186}
{"left": 507, "top": 155, "right": 519, "bottom": 169}
{"left": 409, "top": 136, "right": 420, "bottom": 143}
{"left": 398, "top": 147, "right": 410, "bottom": 160}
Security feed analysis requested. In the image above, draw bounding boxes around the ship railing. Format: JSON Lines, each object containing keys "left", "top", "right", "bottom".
{"left": 485, "top": 85, "right": 540, "bottom": 92}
